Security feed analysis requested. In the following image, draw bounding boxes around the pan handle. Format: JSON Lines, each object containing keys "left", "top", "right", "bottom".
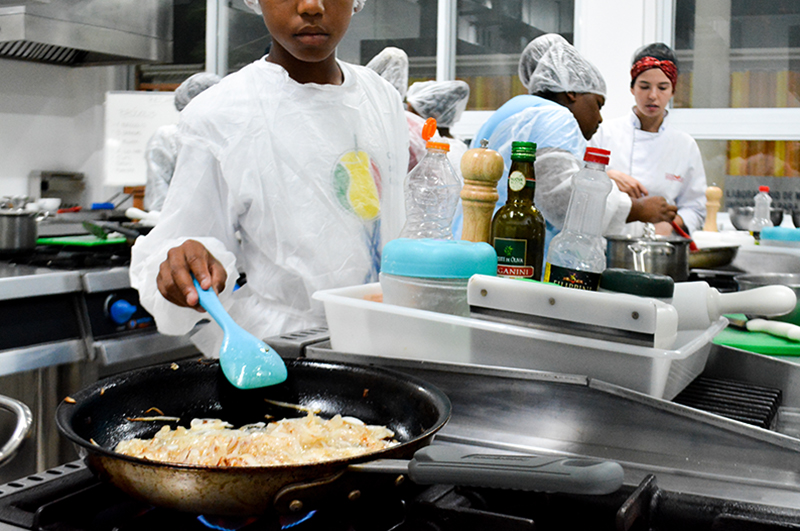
{"left": 350, "top": 446, "right": 624, "bottom": 495}
{"left": 0, "top": 395, "right": 33, "bottom": 468}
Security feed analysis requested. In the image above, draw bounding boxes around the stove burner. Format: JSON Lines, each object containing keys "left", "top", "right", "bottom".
{"left": 8, "top": 245, "right": 130, "bottom": 270}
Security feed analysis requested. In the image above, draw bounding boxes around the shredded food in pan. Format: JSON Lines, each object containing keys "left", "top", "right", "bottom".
{"left": 114, "top": 413, "right": 398, "bottom": 467}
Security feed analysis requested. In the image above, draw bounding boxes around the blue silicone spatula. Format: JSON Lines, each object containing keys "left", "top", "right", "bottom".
{"left": 192, "top": 277, "right": 288, "bottom": 389}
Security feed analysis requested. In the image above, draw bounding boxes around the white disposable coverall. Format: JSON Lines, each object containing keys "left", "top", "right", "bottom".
{"left": 589, "top": 109, "right": 707, "bottom": 234}
{"left": 143, "top": 124, "right": 179, "bottom": 212}
{"left": 130, "top": 59, "right": 408, "bottom": 356}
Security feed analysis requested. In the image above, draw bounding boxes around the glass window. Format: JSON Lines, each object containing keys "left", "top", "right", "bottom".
{"left": 456, "top": 0, "right": 574, "bottom": 110}
{"left": 674, "top": 0, "right": 800, "bottom": 109}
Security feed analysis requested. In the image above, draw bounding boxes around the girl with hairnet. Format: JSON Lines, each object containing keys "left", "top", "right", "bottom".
{"left": 144, "top": 72, "right": 221, "bottom": 212}
{"left": 589, "top": 43, "right": 706, "bottom": 236}
{"left": 129, "top": 0, "right": 409, "bottom": 357}
{"left": 406, "top": 80, "right": 471, "bottom": 179}
{"left": 455, "top": 34, "right": 676, "bottom": 246}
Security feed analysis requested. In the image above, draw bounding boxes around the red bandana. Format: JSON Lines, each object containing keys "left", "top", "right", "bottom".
{"left": 630, "top": 56, "right": 678, "bottom": 89}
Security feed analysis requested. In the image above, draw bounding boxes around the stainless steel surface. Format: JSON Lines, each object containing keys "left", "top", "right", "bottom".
{"left": 0, "top": 340, "right": 85, "bottom": 377}
{"left": 0, "top": 264, "right": 81, "bottom": 301}
{"left": 306, "top": 342, "right": 800, "bottom": 508}
{"left": 733, "top": 245, "right": 800, "bottom": 274}
{"left": 0, "top": 0, "right": 172, "bottom": 66}
{"left": 0, "top": 394, "right": 31, "bottom": 467}
{"left": 80, "top": 267, "right": 130, "bottom": 292}
{"left": 94, "top": 330, "right": 196, "bottom": 366}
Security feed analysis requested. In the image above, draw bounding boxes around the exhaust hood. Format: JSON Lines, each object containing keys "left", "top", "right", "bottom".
{"left": 0, "top": 0, "right": 172, "bottom": 66}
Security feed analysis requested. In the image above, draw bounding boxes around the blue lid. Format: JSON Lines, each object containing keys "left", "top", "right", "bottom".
{"left": 381, "top": 238, "right": 497, "bottom": 279}
{"left": 761, "top": 226, "right": 800, "bottom": 242}
{"left": 91, "top": 202, "right": 115, "bottom": 210}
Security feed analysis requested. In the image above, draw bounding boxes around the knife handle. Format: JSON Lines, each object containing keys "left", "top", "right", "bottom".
{"left": 746, "top": 319, "right": 800, "bottom": 341}
{"left": 408, "top": 446, "right": 624, "bottom": 495}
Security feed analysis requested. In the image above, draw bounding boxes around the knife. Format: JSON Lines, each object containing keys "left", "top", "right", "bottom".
{"left": 727, "top": 316, "right": 800, "bottom": 342}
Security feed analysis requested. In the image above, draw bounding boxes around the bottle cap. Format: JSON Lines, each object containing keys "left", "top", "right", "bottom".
{"left": 511, "top": 141, "right": 536, "bottom": 162}
{"left": 421, "top": 117, "right": 450, "bottom": 152}
{"left": 584, "top": 147, "right": 610, "bottom": 165}
{"left": 759, "top": 185, "right": 770, "bottom": 193}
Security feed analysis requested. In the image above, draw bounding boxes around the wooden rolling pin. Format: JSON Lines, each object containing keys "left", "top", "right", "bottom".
{"left": 703, "top": 186, "right": 722, "bottom": 232}
{"left": 460, "top": 140, "right": 504, "bottom": 243}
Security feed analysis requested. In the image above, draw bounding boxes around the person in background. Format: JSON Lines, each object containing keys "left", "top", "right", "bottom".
{"left": 406, "top": 79, "right": 471, "bottom": 179}
{"left": 365, "top": 46, "right": 427, "bottom": 172}
{"left": 143, "top": 72, "right": 221, "bottom": 212}
{"left": 129, "top": 0, "right": 409, "bottom": 357}
{"left": 589, "top": 43, "right": 706, "bottom": 235}
{"left": 454, "top": 34, "right": 676, "bottom": 243}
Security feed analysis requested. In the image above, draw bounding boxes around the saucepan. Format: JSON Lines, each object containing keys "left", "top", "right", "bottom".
{"left": 0, "top": 209, "right": 48, "bottom": 254}
{"left": 56, "top": 359, "right": 623, "bottom": 516}
{"left": 606, "top": 234, "right": 691, "bottom": 281}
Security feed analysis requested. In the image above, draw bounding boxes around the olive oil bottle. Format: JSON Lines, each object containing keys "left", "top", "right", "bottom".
{"left": 490, "top": 141, "right": 545, "bottom": 280}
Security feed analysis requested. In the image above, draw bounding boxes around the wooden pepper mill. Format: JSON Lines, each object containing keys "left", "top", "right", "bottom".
{"left": 703, "top": 185, "right": 722, "bottom": 232}
{"left": 460, "top": 139, "right": 504, "bottom": 243}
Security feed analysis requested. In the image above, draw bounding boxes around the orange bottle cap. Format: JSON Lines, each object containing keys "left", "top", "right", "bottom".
{"left": 421, "top": 117, "right": 449, "bottom": 151}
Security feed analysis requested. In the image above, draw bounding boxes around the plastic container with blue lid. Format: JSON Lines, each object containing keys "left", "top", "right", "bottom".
{"left": 380, "top": 238, "right": 496, "bottom": 316}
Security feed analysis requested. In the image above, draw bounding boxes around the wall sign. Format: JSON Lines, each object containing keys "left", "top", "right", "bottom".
{"left": 724, "top": 176, "right": 800, "bottom": 212}
{"left": 103, "top": 91, "right": 179, "bottom": 186}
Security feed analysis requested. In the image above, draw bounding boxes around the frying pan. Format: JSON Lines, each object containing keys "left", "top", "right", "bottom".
{"left": 56, "top": 358, "right": 450, "bottom": 516}
{"left": 57, "top": 359, "right": 624, "bottom": 516}
{"left": 688, "top": 245, "right": 740, "bottom": 269}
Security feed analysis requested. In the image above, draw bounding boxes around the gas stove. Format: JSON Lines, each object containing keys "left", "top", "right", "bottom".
{"left": 1, "top": 457, "right": 800, "bottom": 531}
{"left": 7, "top": 244, "right": 130, "bottom": 271}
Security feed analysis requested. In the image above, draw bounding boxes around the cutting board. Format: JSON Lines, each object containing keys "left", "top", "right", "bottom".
{"left": 37, "top": 235, "right": 127, "bottom": 247}
{"left": 713, "top": 314, "right": 800, "bottom": 356}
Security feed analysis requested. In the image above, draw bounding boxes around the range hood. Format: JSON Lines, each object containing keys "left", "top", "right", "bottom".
{"left": 0, "top": 0, "right": 172, "bottom": 66}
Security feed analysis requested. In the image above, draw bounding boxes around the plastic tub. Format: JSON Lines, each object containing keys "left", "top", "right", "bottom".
{"left": 313, "top": 283, "right": 727, "bottom": 400}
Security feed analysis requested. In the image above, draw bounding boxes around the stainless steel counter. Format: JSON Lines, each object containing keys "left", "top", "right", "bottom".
{"left": 0, "top": 263, "right": 82, "bottom": 301}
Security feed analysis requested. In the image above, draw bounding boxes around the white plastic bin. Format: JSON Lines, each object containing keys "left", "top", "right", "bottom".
{"left": 313, "top": 283, "right": 727, "bottom": 400}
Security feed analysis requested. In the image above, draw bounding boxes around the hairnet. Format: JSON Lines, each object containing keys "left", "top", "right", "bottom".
{"left": 174, "top": 72, "right": 222, "bottom": 111}
{"left": 406, "top": 80, "right": 470, "bottom": 128}
{"left": 243, "top": 0, "right": 366, "bottom": 14}
{"left": 365, "top": 47, "right": 409, "bottom": 99}
{"left": 518, "top": 33, "right": 606, "bottom": 97}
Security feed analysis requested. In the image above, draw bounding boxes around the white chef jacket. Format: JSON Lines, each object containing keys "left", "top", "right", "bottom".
{"left": 589, "top": 109, "right": 707, "bottom": 234}
{"left": 130, "top": 58, "right": 409, "bottom": 356}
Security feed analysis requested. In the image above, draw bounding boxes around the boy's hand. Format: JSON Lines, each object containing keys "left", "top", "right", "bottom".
{"left": 608, "top": 169, "right": 648, "bottom": 199}
{"left": 627, "top": 196, "right": 678, "bottom": 224}
{"left": 157, "top": 239, "right": 228, "bottom": 311}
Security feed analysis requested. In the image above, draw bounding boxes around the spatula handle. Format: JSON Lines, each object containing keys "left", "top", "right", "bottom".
{"left": 192, "top": 277, "right": 234, "bottom": 333}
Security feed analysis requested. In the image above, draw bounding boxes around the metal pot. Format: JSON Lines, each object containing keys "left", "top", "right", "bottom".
{"left": 0, "top": 210, "right": 45, "bottom": 254}
{"left": 606, "top": 235, "right": 691, "bottom": 281}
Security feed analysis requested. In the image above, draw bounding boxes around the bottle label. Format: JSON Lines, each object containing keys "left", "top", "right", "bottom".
{"left": 544, "top": 263, "right": 601, "bottom": 291}
{"left": 494, "top": 238, "right": 534, "bottom": 278}
{"left": 508, "top": 171, "right": 525, "bottom": 192}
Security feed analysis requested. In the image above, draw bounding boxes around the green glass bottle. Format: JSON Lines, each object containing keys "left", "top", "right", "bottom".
{"left": 490, "top": 141, "right": 545, "bottom": 280}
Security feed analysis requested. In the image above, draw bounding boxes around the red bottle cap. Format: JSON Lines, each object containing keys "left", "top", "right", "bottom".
{"left": 759, "top": 185, "right": 770, "bottom": 193}
{"left": 584, "top": 147, "right": 610, "bottom": 165}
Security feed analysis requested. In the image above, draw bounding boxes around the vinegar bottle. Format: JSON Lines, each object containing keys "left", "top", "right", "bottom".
{"left": 750, "top": 185, "right": 773, "bottom": 240}
{"left": 544, "top": 147, "right": 612, "bottom": 291}
{"left": 490, "top": 141, "right": 545, "bottom": 280}
{"left": 399, "top": 118, "right": 462, "bottom": 239}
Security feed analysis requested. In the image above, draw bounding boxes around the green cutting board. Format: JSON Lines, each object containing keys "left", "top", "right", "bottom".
{"left": 713, "top": 315, "right": 800, "bottom": 356}
{"left": 37, "top": 235, "right": 127, "bottom": 246}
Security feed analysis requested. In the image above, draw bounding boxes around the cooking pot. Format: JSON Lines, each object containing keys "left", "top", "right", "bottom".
{"left": 606, "top": 234, "right": 691, "bottom": 281}
{"left": 0, "top": 209, "right": 46, "bottom": 254}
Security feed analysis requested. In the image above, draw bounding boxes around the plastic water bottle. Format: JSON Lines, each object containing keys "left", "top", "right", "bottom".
{"left": 543, "top": 147, "right": 613, "bottom": 291}
{"left": 750, "top": 185, "right": 773, "bottom": 240}
{"left": 399, "top": 118, "right": 462, "bottom": 239}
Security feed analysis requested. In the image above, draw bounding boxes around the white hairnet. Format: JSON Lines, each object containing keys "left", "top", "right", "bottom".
{"left": 518, "top": 33, "right": 606, "bottom": 97}
{"left": 365, "top": 47, "right": 409, "bottom": 99}
{"left": 406, "top": 80, "right": 470, "bottom": 128}
{"left": 174, "top": 72, "right": 222, "bottom": 111}
{"left": 243, "top": 0, "right": 366, "bottom": 15}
